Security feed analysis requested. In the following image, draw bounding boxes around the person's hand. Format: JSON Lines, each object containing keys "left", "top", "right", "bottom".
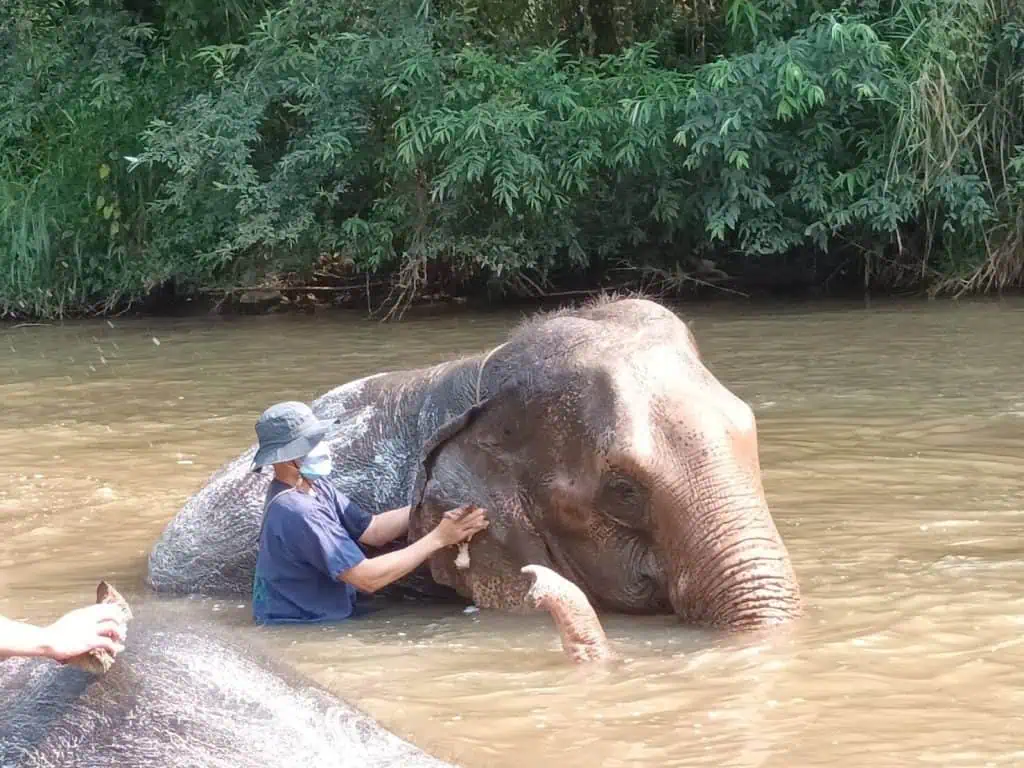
{"left": 434, "top": 505, "right": 489, "bottom": 547}
{"left": 40, "top": 603, "right": 127, "bottom": 662}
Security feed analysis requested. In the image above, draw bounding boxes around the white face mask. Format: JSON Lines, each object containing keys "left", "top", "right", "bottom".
{"left": 298, "top": 441, "right": 332, "bottom": 479}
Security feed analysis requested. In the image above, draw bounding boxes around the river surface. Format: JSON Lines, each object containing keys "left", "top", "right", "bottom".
{"left": 2, "top": 297, "right": 1023, "bottom": 767}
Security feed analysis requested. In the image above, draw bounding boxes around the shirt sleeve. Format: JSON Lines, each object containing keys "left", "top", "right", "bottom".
{"left": 281, "top": 501, "right": 366, "bottom": 580}
{"left": 329, "top": 485, "right": 374, "bottom": 541}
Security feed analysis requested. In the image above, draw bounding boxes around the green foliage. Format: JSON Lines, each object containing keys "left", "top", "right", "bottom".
{"left": 1, "top": 0, "right": 196, "bottom": 315}
{"left": 860, "top": 0, "right": 1023, "bottom": 290}
{"left": 3, "top": 0, "right": 1024, "bottom": 317}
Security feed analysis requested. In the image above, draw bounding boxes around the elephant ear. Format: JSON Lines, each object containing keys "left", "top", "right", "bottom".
{"left": 407, "top": 398, "right": 491, "bottom": 516}
{"left": 408, "top": 387, "right": 555, "bottom": 612}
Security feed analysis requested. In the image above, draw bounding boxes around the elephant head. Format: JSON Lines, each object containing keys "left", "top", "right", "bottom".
{"left": 409, "top": 297, "right": 801, "bottom": 633}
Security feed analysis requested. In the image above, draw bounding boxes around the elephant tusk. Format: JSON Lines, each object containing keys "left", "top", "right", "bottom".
{"left": 455, "top": 542, "right": 471, "bottom": 569}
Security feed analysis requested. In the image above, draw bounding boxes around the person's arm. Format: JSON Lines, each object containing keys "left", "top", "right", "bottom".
{"left": 0, "top": 604, "right": 126, "bottom": 662}
{"left": 340, "top": 528, "right": 449, "bottom": 594}
{"left": 341, "top": 505, "right": 489, "bottom": 594}
{"left": 358, "top": 505, "right": 411, "bottom": 548}
{"left": 0, "top": 616, "right": 56, "bottom": 659}
{"left": 290, "top": 495, "right": 488, "bottom": 596}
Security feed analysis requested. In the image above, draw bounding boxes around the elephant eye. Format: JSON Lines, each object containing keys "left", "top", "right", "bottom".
{"left": 600, "top": 471, "right": 649, "bottom": 526}
{"left": 605, "top": 473, "right": 641, "bottom": 500}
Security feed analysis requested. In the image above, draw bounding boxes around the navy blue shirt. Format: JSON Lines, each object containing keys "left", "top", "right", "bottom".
{"left": 252, "top": 478, "right": 374, "bottom": 625}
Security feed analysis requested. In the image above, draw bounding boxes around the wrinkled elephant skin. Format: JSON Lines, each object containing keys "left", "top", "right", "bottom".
{"left": 148, "top": 296, "right": 801, "bottom": 642}
{"left": 0, "top": 598, "right": 458, "bottom": 768}
{"left": 523, "top": 565, "right": 615, "bottom": 663}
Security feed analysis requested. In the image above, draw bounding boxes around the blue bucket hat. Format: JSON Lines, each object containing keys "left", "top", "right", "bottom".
{"left": 251, "top": 401, "right": 338, "bottom": 468}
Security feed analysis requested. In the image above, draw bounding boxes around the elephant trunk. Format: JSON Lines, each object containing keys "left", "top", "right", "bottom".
{"left": 522, "top": 565, "right": 615, "bottom": 663}
{"left": 667, "top": 485, "right": 801, "bottom": 631}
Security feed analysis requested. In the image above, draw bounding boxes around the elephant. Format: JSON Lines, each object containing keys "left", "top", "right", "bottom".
{"left": 147, "top": 295, "right": 801, "bottom": 656}
{"left": 0, "top": 594, "right": 459, "bottom": 768}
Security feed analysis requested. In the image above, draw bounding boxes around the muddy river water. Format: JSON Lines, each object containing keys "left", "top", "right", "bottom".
{"left": 2, "top": 297, "right": 1023, "bottom": 767}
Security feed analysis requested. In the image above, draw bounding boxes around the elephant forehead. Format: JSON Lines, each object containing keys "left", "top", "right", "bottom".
{"left": 606, "top": 376, "right": 656, "bottom": 459}
{"left": 571, "top": 358, "right": 745, "bottom": 473}
{"left": 583, "top": 358, "right": 682, "bottom": 459}
{"left": 615, "top": 346, "right": 752, "bottom": 429}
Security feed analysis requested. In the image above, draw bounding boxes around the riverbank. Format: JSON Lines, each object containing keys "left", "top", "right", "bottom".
{"left": 3, "top": 270, "right": 1019, "bottom": 328}
{"left": 7, "top": 250, "right": 1021, "bottom": 325}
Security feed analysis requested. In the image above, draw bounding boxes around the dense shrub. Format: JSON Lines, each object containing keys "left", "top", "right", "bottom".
{"left": 3, "top": 0, "right": 1023, "bottom": 317}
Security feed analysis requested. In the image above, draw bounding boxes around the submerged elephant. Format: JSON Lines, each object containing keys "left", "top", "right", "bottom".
{"left": 148, "top": 295, "right": 801, "bottom": 654}
{"left": 0, "top": 596, "right": 458, "bottom": 768}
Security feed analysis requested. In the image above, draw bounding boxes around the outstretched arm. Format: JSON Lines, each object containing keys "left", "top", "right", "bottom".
{"left": 343, "top": 506, "right": 488, "bottom": 594}
{"left": 342, "top": 528, "right": 449, "bottom": 594}
{"left": 0, "top": 604, "right": 126, "bottom": 662}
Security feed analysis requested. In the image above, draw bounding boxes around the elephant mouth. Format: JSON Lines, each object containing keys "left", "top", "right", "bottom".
{"left": 538, "top": 536, "right": 671, "bottom": 614}
{"left": 531, "top": 519, "right": 800, "bottom": 628}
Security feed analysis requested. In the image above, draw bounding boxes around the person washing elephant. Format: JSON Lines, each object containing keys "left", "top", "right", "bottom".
{"left": 250, "top": 401, "right": 489, "bottom": 624}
